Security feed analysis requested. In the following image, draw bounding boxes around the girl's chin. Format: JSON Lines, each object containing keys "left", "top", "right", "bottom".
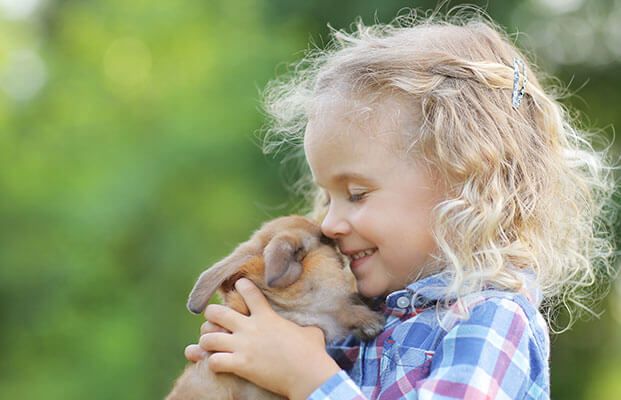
{"left": 356, "top": 281, "right": 387, "bottom": 298}
{"left": 357, "top": 278, "right": 404, "bottom": 298}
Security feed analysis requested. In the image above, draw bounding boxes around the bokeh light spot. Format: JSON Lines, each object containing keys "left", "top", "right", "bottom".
{"left": 0, "top": 49, "right": 47, "bottom": 101}
{"left": 0, "top": 0, "right": 41, "bottom": 20}
{"left": 535, "top": 0, "right": 585, "bottom": 14}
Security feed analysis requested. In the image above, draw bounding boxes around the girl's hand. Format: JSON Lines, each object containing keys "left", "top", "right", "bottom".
{"left": 195, "top": 278, "right": 341, "bottom": 400}
{"left": 184, "top": 320, "right": 228, "bottom": 362}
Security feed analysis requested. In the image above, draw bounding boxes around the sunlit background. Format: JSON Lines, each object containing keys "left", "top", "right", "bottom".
{"left": 1, "top": 0, "right": 619, "bottom": 398}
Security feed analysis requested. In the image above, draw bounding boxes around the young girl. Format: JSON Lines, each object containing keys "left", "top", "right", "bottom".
{"left": 183, "top": 11, "right": 615, "bottom": 400}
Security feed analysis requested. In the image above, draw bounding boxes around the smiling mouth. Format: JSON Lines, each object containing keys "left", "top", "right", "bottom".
{"left": 348, "top": 248, "right": 377, "bottom": 262}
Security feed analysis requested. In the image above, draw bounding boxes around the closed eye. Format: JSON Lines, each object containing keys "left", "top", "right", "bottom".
{"left": 348, "top": 193, "right": 366, "bottom": 202}
{"left": 321, "top": 191, "right": 331, "bottom": 207}
{"left": 294, "top": 247, "right": 306, "bottom": 262}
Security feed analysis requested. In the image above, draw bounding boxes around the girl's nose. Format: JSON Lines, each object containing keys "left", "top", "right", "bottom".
{"left": 321, "top": 206, "right": 351, "bottom": 238}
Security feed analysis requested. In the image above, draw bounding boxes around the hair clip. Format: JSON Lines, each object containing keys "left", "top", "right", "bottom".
{"left": 512, "top": 57, "right": 527, "bottom": 109}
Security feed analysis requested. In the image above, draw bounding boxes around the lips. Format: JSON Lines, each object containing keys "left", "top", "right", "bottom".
{"left": 341, "top": 247, "right": 377, "bottom": 269}
{"left": 350, "top": 248, "right": 375, "bottom": 260}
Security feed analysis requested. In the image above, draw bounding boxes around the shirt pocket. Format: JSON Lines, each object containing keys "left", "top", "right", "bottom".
{"left": 383, "top": 344, "right": 434, "bottom": 367}
{"left": 380, "top": 343, "right": 435, "bottom": 387}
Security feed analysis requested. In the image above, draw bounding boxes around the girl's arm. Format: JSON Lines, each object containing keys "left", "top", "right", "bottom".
{"left": 191, "top": 278, "right": 342, "bottom": 400}
{"left": 186, "top": 287, "right": 549, "bottom": 400}
{"left": 312, "top": 296, "right": 548, "bottom": 400}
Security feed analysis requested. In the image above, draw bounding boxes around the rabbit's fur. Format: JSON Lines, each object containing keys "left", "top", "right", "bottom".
{"left": 166, "top": 215, "right": 385, "bottom": 400}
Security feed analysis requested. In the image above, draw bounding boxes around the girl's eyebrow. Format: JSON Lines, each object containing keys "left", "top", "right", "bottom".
{"left": 313, "top": 173, "right": 376, "bottom": 188}
{"left": 332, "top": 172, "right": 375, "bottom": 185}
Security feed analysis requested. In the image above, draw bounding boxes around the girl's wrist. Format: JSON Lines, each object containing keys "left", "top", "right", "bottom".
{"left": 287, "top": 355, "right": 341, "bottom": 400}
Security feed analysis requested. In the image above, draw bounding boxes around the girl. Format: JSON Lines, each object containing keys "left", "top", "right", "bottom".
{"left": 184, "top": 11, "right": 615, "bottom": 400}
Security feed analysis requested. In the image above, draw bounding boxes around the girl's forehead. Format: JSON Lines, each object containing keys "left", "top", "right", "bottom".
{"left": 305, "top": 93, "right": 422, "bottom": 152}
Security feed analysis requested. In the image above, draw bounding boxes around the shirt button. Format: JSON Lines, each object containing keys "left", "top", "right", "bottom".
{"left": 396, "top": 296, "right": 410, "bottom": 309}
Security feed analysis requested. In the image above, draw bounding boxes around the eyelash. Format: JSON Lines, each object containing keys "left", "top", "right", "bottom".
{"left": 322, "top": 193, "right": 331, "bottom": 207}
{"left": 348, "top": 193, "right": 366, "bottom": 202}
{"left": 320, "top": 191, "right": 367, "bottom": 206}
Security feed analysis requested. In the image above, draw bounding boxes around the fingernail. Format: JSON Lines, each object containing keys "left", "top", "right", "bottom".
{"left": 236, "top": 278, "right": 251, "bottom": 289}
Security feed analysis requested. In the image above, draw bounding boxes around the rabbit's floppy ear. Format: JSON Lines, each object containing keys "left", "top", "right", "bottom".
{"left": 187, "top": 247, "right": 252, "bottom": 314}
{"left": 264, "top": 233, "right": 311, "bottom": 288}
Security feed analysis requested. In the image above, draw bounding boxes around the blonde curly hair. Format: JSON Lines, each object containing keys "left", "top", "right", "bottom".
{"left": 260, "top": 10, "right": 617, "bottom": 330}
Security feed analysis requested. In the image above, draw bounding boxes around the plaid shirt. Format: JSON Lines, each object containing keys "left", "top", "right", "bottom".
{"left": 308, "top": 273, "right": 550, "bottom": 399}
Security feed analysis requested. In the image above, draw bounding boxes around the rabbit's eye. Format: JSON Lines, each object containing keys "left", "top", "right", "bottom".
{"left": 294, "top": 247, "right": 306, "bottom": 262}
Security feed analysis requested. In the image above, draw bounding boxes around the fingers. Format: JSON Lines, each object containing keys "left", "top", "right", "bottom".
{"left": 235, "top": 278, "right": 272, "bottom": 316}
{"left": 184, "top": 344, "right": 207, "bottom": 363}
{"left": 204, "top": 303, "right": 246, "bottom": 331}
{"left": 201, "top": 320, "right": 230, "bottom": 335}
{"left": 207, "top": 352, "right": 241, "bottom": 374}
{"left": 184, "top": 331, "right": 236, "bottom": 363}
{"left": 199, "top": 332, "right": 235, "bottom": 353}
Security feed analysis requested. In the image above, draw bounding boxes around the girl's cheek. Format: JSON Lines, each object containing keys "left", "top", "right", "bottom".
{"left": 353, "top": 206, "right": 374, "bottom": 227}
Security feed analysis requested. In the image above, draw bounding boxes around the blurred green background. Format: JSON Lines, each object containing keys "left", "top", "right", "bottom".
{"left": 1, "top": 0, "right": 619, "bottom": 398}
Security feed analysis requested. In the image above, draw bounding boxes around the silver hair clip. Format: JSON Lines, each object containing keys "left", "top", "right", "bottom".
{"left": 512, "top": 57, "right": 527, "bottom": 109}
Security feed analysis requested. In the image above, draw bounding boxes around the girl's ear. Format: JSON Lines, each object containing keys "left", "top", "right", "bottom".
{"left": 263, "top": 233, "right": 307, "bottom": 288}
{"left": 186, "top": 247, "right": 252, "bottom": 314}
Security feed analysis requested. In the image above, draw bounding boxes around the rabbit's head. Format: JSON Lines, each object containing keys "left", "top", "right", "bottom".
{"left": 187, "top": 215, "right": 346, "bottom": 315}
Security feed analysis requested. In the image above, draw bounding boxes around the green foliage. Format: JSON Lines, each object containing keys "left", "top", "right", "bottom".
{"left": 0, "top": 0, "right": 619, "bottom": 398}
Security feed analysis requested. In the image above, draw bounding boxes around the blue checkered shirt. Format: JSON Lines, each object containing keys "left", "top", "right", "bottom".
{"left": 308, "top": 272, "right": 550, "bottom": 399}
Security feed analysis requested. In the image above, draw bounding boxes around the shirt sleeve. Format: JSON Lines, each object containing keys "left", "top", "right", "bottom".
{"left": 307, "top": 370, "right": 367, "bottom": 399}
{"left": 308, "top": 334, "right": 368, "bottom": 400}
{"left": 416, "top": 297, "right": 549, "bottom": 399}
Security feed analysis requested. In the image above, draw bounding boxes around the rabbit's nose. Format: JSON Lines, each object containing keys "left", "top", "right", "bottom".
{"left": 320, "top": 234, "right": 335, "bottom": 246}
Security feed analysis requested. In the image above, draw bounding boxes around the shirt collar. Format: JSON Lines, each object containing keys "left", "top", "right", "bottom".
{"left": 384, "top": 272, "right": 451, "bottom": 315}
{"left": 383, "top": 269, "right": 542, "bottom": 315}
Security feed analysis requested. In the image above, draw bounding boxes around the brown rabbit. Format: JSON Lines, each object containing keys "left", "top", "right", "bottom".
{"left": 166, "top": 215, "right": 385, "bottom": 400}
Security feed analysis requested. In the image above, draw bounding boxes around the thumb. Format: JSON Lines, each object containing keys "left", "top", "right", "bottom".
{"left": 235, "top": 278, "right": 272, "bottom": 316}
